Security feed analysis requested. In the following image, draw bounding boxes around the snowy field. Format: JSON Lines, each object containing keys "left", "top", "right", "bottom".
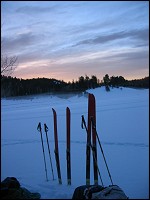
{"left": 1, "top": 87, "right": 149, "bottom": 199}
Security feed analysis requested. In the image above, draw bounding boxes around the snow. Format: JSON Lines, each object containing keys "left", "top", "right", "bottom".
{"left": 1, "top": 87, "right": 149, "bottom": 199}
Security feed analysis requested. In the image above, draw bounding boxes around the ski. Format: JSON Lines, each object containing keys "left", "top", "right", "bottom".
{"left": 86, "top": 93, "right": 98, "bottom": 185}
{"left": 85, "top": 93, "right": 92, "bottom": 185}
{"left": 52, "top": 108, "right": 62, "bottom": 184}
{"left": 90, "top": 94, "right": 98, "bottom": 185}
{"left": 66, "top": 107, "right": 71, "bottom": 185}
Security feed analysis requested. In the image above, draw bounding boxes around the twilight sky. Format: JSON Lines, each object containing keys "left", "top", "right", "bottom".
{"left": 1, "top": 1, "right": 149, "bottom": 82}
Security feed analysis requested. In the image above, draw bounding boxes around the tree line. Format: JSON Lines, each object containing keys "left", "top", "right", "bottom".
{"left": 1, "top": 75, "right": 99, "bottom": 97}
{"left": 1, "top": 74, "right": 149, "bottom": 97}
{"left": 102, "top": 74, "right": 149, "bottom": 91}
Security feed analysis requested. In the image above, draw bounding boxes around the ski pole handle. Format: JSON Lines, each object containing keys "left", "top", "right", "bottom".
{"left": 81, "top": 115, "right": 85, "bottom": 129}
{"left": 81, "top": 115, "right": 88, "bottom": 132}
{"left": 44, "top": 123, "right": 49, "bottom": 132}
{"left": 37, "top": 122, "right": 42, "bottom": 132}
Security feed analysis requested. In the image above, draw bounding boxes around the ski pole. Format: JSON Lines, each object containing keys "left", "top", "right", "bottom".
{"left": 81, "top": 115, "right": 104, "bottom": 186}
{"left": 37, "top": 122, "right": 48, "bottom": 181}
{"left": 44, "top": 123, "right": 55, "bottom": 180}
{"left": 91, "top": 117, "right": 114, "bottom": 185}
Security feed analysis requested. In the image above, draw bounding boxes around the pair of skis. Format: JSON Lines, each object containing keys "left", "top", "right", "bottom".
{"left": 52, "top": 107, "right": 71, "bottom": 185}
{"left": 82, "top": 94, "right": 113, "bottom": 186}
{"left": 82, "top": 93, "right": 98, "bottom": 185}
{"left": 82, "top": 93, "right": 113, "bottom": 186}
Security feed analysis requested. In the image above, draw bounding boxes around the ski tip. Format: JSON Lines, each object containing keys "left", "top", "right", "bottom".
{"left": 52, "top": 108, "right": 56, "bottom": 113}
{"left": 89, "top": 93, "right": 95, "bottom": 99}
{"left": 66, "top": 107, "right": 70, "bottom": 113}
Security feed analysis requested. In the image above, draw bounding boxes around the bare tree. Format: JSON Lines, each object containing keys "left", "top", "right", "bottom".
{"left": 1, "top": 54, "right": 18, "bottom": 76}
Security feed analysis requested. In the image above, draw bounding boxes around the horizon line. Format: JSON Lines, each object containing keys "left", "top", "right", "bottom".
{"left": 3, "top": 74, "right": 149, "bottom": 83}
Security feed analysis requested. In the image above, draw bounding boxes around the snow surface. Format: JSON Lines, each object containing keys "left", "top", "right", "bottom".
{"left": 1, "top": 87, "right": 149, "bottom": 199}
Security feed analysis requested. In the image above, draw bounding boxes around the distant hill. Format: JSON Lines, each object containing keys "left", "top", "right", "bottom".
{"left": 123, "top": 76, "right": 149, "bottom": 88}
{"left": 101, "top": 74, "right": 149, "bottom": 91}
{"left": 1, "top": 75, "right": 149, "bottom": 97}
{"left": 1, "top": 75, "right": 100, "bottom": 97}
{"left": 1, "top": 76, "right": 68, "bottom": 97}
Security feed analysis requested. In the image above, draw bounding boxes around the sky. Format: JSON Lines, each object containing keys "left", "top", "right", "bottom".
{"left": 1, "top": 1, "right": 149, "bottom": 82}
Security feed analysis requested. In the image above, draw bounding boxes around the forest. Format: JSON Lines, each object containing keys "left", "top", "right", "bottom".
{"left": 1, "top": 74, "right": 149, "bottom": 97}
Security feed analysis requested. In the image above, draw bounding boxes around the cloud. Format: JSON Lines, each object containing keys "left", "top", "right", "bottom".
{"left": 2, "top": 1, "right": 148, "bottom": 81}
{"left": 131, "top": 28, "right": 149, "bottom": 43}
{"left": 2, "top": 32, "right": 41, "bottom": 55}
{"left": 73, "top": 28, "right": 149, "bottom": 47}
{"left": 117, "top": 50, "right": 149, "bottom": 61}
{"left": 15, "top": 5, "right": 58, "bottom": 14}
